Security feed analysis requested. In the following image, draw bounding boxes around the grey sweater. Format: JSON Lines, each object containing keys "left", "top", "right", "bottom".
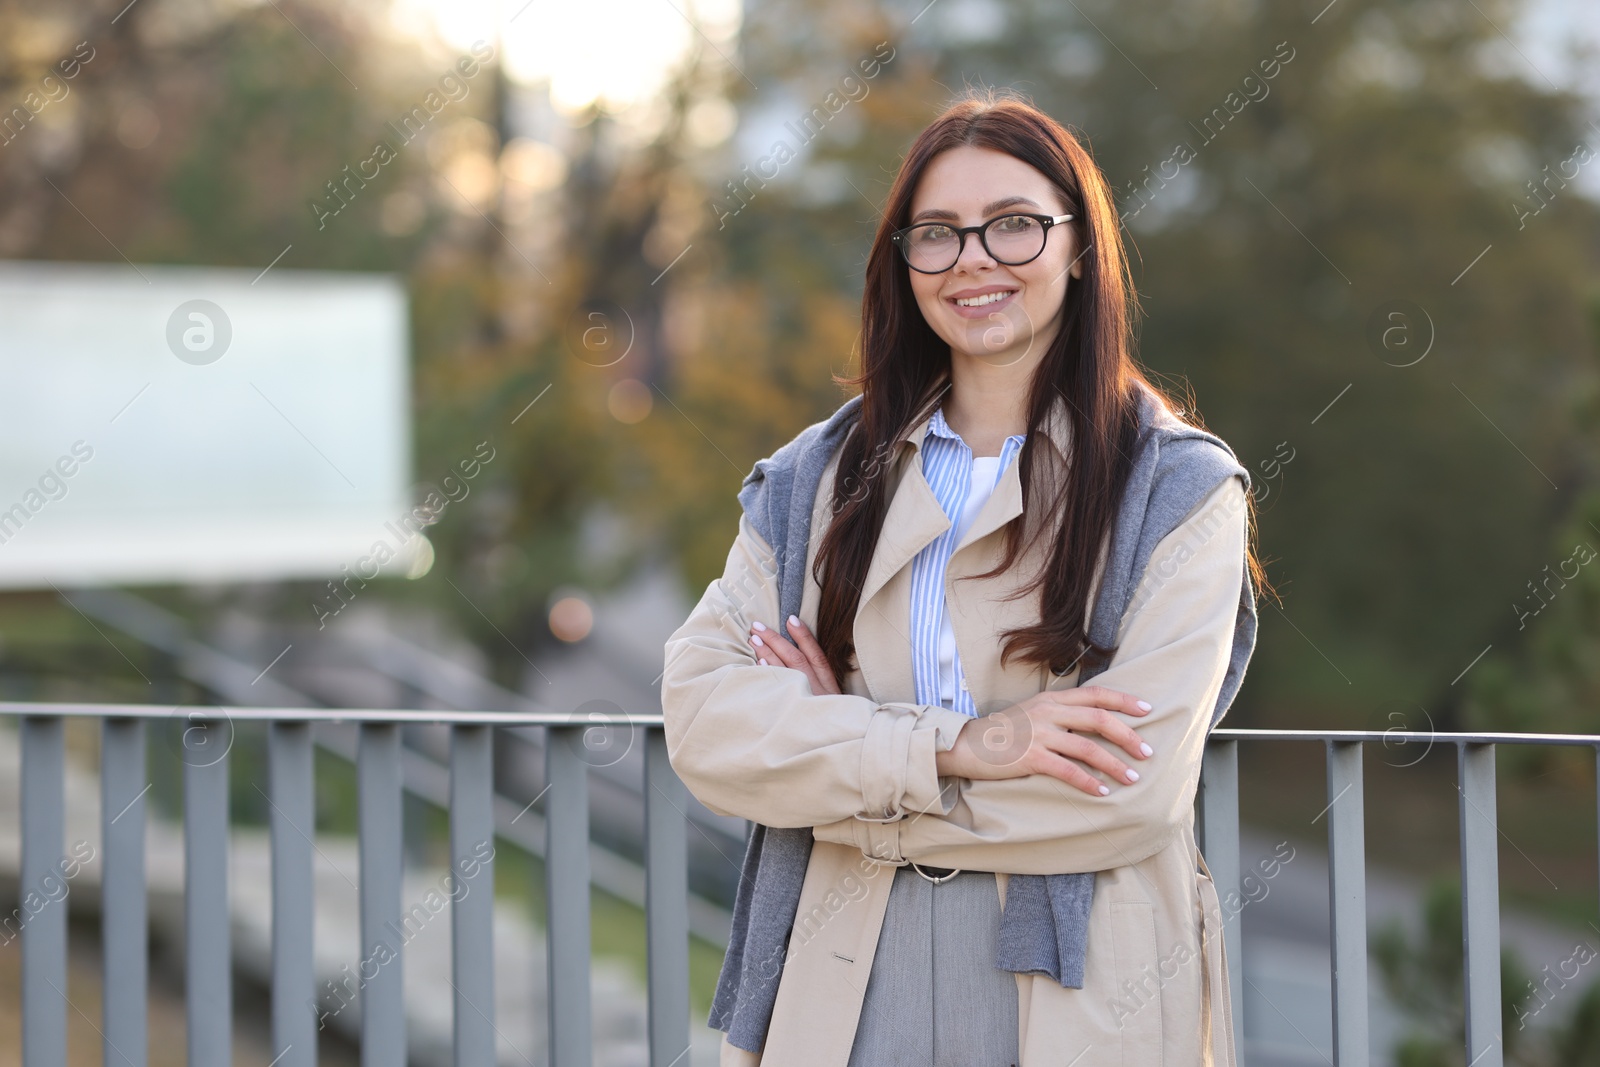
{"left": 709, "top": 381, "right": 1257, "bottom": 1053}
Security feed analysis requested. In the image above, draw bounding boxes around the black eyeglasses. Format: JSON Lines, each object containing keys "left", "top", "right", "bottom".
{"left": 890, "top": 212, "right": 1075, "bottom": 274}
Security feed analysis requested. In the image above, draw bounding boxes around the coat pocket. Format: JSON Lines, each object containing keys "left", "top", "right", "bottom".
{"left": 1109, "top": 900, "right": 1163, "bottom": 1067}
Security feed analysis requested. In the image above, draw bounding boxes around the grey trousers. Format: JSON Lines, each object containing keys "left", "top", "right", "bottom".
{"left": 845, "top": 864, "right": 1020, "bottom": 1067}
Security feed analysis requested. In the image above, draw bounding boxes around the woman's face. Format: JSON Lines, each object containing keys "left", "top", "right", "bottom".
{"left": 903, "top": 145, "right": 1083, "bottom": 368}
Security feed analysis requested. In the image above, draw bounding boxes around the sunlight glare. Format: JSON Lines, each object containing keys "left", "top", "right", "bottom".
{"left": 390, "top": 0, "right": 742, "bottom": 115}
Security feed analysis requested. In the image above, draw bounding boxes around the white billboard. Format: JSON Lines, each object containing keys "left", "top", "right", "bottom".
{"left": 0, "top": 260, "right": 419, "bottom": 588}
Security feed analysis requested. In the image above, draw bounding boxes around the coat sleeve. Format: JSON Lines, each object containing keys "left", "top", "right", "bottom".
{"left": 810, "top": 474, "right": 1250, "bottom": 874}
{"left": 660, "top": 511, "right": 973, "bottom": 832}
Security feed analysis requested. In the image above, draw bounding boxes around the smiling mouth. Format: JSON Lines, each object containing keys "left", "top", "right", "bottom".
{"left": 949, "top": 289, "right": 1018, "bottom": 310}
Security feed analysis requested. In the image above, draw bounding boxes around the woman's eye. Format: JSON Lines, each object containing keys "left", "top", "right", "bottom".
{"left": 916, "top": 226, "right": 955, "bottom": 242}
{"left": 994, "top": 215, "right": 1033, "bottom": 234}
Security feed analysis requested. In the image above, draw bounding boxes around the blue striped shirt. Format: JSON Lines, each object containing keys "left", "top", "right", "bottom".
{"left": 909, "top": 406, "right": 1027, "bottom": 717}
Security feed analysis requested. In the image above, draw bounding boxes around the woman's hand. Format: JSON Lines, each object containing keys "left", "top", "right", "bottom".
{"left": 746, "top": 615, "right": 841, "bottom": 696}
{"left": 937, "top": 687, "right": 1155, "bottom": 797}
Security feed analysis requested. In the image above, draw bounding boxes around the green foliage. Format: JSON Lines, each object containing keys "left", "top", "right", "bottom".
{"left": 1375, "top": 876, "right": 1600, "bottom": 1066}
{"left": 1463, "top": 294, "right": 1600, "bottom": 753}
{"left": 1374, "top": 877, "right": 1533, "bottom": 1062}
{"left": 1553, "top": 980, "right": 1600, "bottom": 1064}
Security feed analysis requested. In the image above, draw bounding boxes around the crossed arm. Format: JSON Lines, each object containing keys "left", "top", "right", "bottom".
{"left": 661, "top": 474, "right": 1248, "bottom": 874}
{"left": 660, "top": 511, "right": 974, "bottom": 829}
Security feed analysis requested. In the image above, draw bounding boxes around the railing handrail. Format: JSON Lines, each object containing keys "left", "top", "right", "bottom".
{"left": 1211, "top": 727, "right": 1600, "bottom": 746}
{"left": 0, "top": 700, "right": 669, "bottom": 727}
{"left": 4, "top": 701, "right": 1598, "bottom": 750}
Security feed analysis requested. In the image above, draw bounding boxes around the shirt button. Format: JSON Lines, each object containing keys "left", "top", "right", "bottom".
{"left": 959, "top": 679, "right": 969, "bottom": 691}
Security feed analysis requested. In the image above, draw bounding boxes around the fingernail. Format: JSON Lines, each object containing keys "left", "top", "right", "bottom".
{"left": 1137, "top": 700, "right": 1152, "bottom": 711}
{"left": 788, "top": 614, "right": 803, "bottom": 628}
{"left": 1125, "top": 769, "right": 1140, "bottom": 782}
{"left": 758, "top": 657, "right": 768, "bottom": 666}
{"left": 750, "top": 634, "right": 764, "bottom": 647}
{"left": 1140, "top": 743, "right": 1154, "bottom": 757}
{"left": 752, "top": 620, "right": 767, "bottom": 631}
{"left": 1097, "top": 784, "right": 1110, "bottom": 796}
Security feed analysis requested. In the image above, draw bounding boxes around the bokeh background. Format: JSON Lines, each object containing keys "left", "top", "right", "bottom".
{"left": 2, "top": 0, "right": 1600, "bottom": 1063}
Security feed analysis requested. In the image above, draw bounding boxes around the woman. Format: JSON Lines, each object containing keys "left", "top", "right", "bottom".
{"left": 662, "top": 88, "right": 1270, "bottom": 1067}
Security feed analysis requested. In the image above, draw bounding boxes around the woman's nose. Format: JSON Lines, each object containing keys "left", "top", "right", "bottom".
{"left": 952, "top": 229, "right": 996, "bottom": 269}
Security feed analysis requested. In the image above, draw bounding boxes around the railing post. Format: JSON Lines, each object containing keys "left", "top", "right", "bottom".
{"left": 359, "top": 723, "right": 406, "bottom": 1066}
{"left": 645, "top": 728, "right": 690, "bottom": 1067}
{"left": 1326, "top": 741, "right": 1368, "bottom": 1066}
{"left": 184, "top": 714, "right": 232, "bottom": 1067}
{"left": 450, "top": 724, "right": 496, "bottom": 1067}
{"left": 20, "top": 716, "right": 67, "bottom": 1067}
{"left": 269, "top": 721, "right": 316, "bottom": 1067}
{"left": 1198, "top": 737, "right": 1243, "bottom": 1058}
{"left": 1459, "top": 742, "right": 1502, "bottom": 1067}
{"left": 102, "top": 717, "right": 148, "bottom": 1067}
{"left": 546, "top": 723, "right": 593, "bottom": 1067}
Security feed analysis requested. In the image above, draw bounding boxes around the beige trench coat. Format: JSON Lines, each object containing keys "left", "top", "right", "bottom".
{"left": 661, "top": 388, "right": 1245, "bottom": 1067}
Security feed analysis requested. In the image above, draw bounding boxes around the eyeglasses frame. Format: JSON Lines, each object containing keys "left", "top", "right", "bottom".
{"left": 889, "top": 211, "right": 1077, "bottom": 274}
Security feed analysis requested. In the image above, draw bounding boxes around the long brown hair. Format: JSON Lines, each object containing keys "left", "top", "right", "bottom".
{"left": 812, "top": 86, "right": 1274, "bottom": 685}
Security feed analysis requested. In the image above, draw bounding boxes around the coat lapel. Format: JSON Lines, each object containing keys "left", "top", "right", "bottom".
{"left": 852, "top": 385, "right": 1075, "bottom": 709}
{"left": 852, "top": 426, "right": 947, "bottom": 705}
{"left": 854, "top": 426, "right": 948, "bottom": 612}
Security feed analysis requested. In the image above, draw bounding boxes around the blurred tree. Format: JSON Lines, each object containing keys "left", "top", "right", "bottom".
{"left": 0, "top": 0, "right": 441, "bottom": 269}
{"left": 1463, "top": 293, "right": 1600, "bottom": 765}
{"left": 1374, "top": 876, "right": 1535, "bottom": 1065}
{"left": 1552, "top": 978, "right": 1600, "bottom": 1065}
{"left": 1375, "top": 875, "right": 1600, "bottom": 1066}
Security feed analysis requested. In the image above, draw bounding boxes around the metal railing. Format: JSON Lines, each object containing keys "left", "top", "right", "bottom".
{"left": 3, "top": 702, "right": 1591, "bottom": 1067}
{"left": 1200, "top": 728, "right": 1600, "bottom": 1067}
{"left": 5, "top": 702, "right": 695, "bottom": 1067}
